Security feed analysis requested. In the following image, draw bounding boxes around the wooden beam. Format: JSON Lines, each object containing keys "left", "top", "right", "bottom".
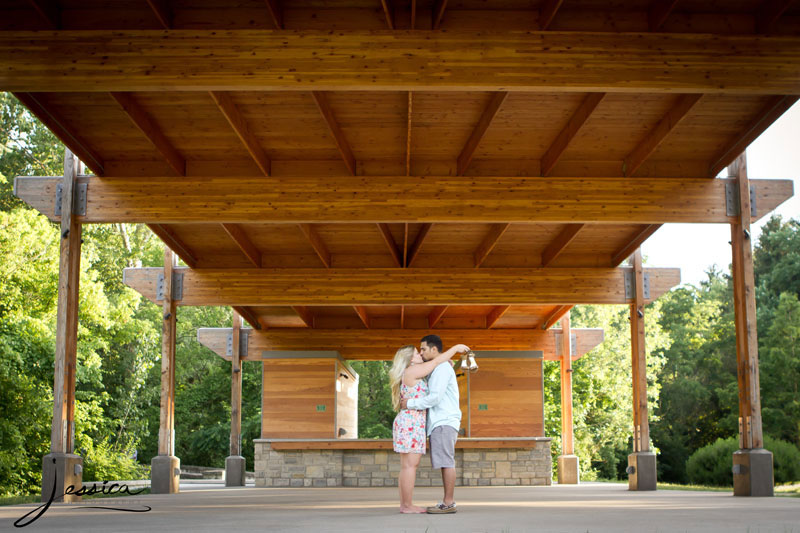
{"left": 197, "top": 326, "right": 605, "bottom": 361}
{"left": 428, "top": 306, "right": 449, "bottom": 328}
{"left": 146, "top": 0, "right": 172, "bottom": 29}
{"left": 5, "top": 31, "right": 800, "bottom": 94}
{"left": 403, "top": 223, "right": 409, "bottom": 267}
{"left": 15, "top": 175, "right": 793, "bottom": 225}
{"left": 559, "top": 311, "right": 574, "bottom": 456}
{"left": 648, "top": 0, "right": 679, "bottom": 32}
{"left": 539, "top": 0, "right": 564, "bottom": 30}
{"left": 410, "top": 0, "right": 416, "bottom": 29}
{"left": 541, "top": 224, "right": 585, "bottom": 267}
{"left": 377, "top": 224, "right": 403, "bottom": 267}
{"left": 610, "top": 224, "right": 662, "bottom": 267}
{"left": 629, "top": 249, "right": 649, "bottom": 453}
{"left": 400, "top": 305, "right": 405, "bottom": 328}
{"left": 623, "top": 94, "right": 703, "bottom": 177}
{"left": 457, "top": 92, "right": 508, "bottom": 176}
{"left": 27, "top": 0, "right": 59, "bottom": 29}
{"left": 406, "top": 223, "right": 432, "bottom": 267}
{"left": 380, "top": 0, "right": 395, "bottom": 29}
{"left": 486, "top": 305, "right": 510, "bottom": 328}
{"left": 264, "top": 0, "right": 283, "bottom": 29}
{"left": 12, "top": 93, "right": 104, "bottom": 176}
{"left": 354, "top": 306, "right": 371, "bottom": 328}
{"left": 406, "top": 92, "right": 412, "bottom": 176}
{"left": 221, "top": 223, "right": 262, "bottom": 268}
{"left": 110, "top": 92, "right": 185, "bottom": 176}
{"left": 540, "top": 93, "right": 605, "bottom": 176}
{"left": 709, "top": 95, "right": 799, "bottom": 177}
{"left": 233, "top": 306, "right": 261, "bottom": 330}
{"left": 757, "top": 0, "right": 795, "bottom": 34}
{"left": 432, "top": 0, "right": 447, "bottom": 29}
{"left": 540, "top": 305, "right": 573, "bottom": 330}
{"left": 146, "top": 224, "right": 198, "bottom": 268}
{"left": 291, "top": 306, "right": 314, "bottom": 328}
{"left": 210, "top": 92, "right": 271, "bottom": 177}
{"left": 474, "top": 223, "right": 510, "bottom": 267}
{"left": 230, "top": 310, "right": 242, "bottom": 457}
{"left": 159, "top": 248, "right": 177, "bottom": 459}
{"left": 311, "top": 91, "right": 356, "bottom": 175}
{"left": 298, "top": 223, "right": 331, "bottom": 268}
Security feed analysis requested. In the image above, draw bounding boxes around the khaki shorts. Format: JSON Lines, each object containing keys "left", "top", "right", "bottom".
{"left": 429, "top": 425, "right": 458, "bottom": 469}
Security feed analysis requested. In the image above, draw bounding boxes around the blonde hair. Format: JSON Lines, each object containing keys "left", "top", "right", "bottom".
{"left": 389, "top": 345, "right": 416, "bottom": 412}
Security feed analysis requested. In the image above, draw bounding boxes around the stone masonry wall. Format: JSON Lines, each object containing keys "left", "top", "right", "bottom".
{"left": 254, "top": 440, "right": 552, "bottom": 488}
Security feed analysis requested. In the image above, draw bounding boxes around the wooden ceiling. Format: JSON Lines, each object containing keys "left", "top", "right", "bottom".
{"left": 4, "top": 0, "right": 798, "bottom": 331}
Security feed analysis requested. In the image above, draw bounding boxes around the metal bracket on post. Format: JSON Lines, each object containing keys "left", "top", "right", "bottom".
{"left": 624, "top": 270, "right": 650, "bottom": 300}
{"left": 156, "top": 272, "right": 184, "bottom": 301}
{"left": 226, "top": 329, "right": 250, "bottom": 358}
{"left": 54, "top": 182, "right": 88, "bottom": 217}
{"left": 725, "top": 181, "right": 757, "bottom": 218}
{"left": 554, "top": 332, "right": 577, "bottom": 357}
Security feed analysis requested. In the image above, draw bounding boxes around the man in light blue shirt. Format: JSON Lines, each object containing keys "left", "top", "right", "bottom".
{"left": 401, "top": 334, "right": 461, "bottom": 514}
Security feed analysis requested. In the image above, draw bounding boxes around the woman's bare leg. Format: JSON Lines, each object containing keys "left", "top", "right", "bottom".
{"left": 399, "top": 453, "right": 425, "bottom": 513}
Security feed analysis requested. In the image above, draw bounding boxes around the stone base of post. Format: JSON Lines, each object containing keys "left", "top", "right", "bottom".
{"left": 627, "top": 451, "right": 656, "bottom": 491}
{"left": 42, "top": 453, "right": 83, "bottom": 503}
{"left": 557, "top": 454, "right": 580, "bottom": 484}
{"left": 225, "top": 455, "right": 246, "bottom": 487}
{"left": 733, "top": 448, "right": 774, "bottom": 497}
{"left": 151, "top": 455, "right": 181, "bottom": 494}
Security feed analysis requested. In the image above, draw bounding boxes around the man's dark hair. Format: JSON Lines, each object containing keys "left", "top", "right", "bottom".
{"left": 420, "top": 334, "right": 443, "bottom": 353}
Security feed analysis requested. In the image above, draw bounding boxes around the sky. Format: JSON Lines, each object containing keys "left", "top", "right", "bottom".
{"left": 642, "top": 102, "right": 800, "bottom": 287}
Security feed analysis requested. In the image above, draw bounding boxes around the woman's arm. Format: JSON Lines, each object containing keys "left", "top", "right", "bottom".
{"left": 403, "top": 344, "right": 470, "bottom": 382}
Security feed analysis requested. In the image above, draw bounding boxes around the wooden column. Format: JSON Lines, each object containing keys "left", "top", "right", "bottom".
{"left": 158, "top": 247, "right": 177, "bottom": 456}
{"left": 230, "top": 311, "right": 243, "bottom": 456}
{"left": 557, "top": 311, "right": 580, "bottom": 484}
{"left": 729, "top": 153, "right": 773, "bottom": 496}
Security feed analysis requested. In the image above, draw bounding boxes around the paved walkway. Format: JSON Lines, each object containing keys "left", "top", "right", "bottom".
{"left": 2, "top": 482, "right": 798, "bottom": 532}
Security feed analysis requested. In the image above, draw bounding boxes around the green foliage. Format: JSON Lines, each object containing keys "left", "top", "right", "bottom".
{"left": 349, "top": 361, "right": 395, "bottom": 438}
{"left": 687, "top": 436, "right": 800, "bottom": 486}
{"left": 81, "top": 439, "right": 149, "bottom": 482}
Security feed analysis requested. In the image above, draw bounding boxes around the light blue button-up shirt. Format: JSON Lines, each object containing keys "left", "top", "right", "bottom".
{"left": 407, "top": 362, "right": 461, "bottom": 436}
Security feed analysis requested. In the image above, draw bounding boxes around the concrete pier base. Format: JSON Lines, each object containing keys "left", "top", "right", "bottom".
{"left": 41, "top": 453, "right": 83, "bottom": 503}
{"left": 226, "top": 455, "right": 246, "bottom": 487}
{"left": 627, "top": 451, "right": 656, "bottom": 491}
{"left": 557, "top": 454, "right": 580, "bottom": 484}
{"left": 733, "top": 448, "right": 774, "bottom": 497}
{"left": 151, "top": 455, "right": 181, "bottom": 494}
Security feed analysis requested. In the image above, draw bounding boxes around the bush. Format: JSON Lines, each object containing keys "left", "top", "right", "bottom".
{"left": 687, "top": 436, "right": 800, "bottom": 486}
{"left": 82, "top": 439, "right": 149, "bottom": 482}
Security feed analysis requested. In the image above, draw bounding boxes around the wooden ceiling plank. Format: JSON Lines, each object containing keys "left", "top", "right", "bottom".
{"left": 27, "top": 0, "right": 60, "bottom": 29}
{"left": 145, "top": 0, "right": 172, "bottom": 29}
{"left": 210, "top": 91, "right": 271, "bottom": 177}
{"left": 410, "top": 0, "right": 416, "bottom": 29}
{"left": 146, "top": 224, "right": 198, "bottom": 268}
{"left": 406, "top": 92, "right": 413, "bottom": 176}
{"left": 400, "top": 305, "right": 405, "bottom": 329}
{"left": 292, "top": 306, "right": 314, "bottom": 328}
{"left": 648, "top": 0, "right": 680, "bottom": 32}
{"left": 610, "top": 224, "right": 662, "bottom": 267}
{"left": 486, "top": 305, "right": 510, "bottom": 328}
{"left": 540, "top": 305, "right": 574, "bottom": 330}
{"left": 708, "top": 95, "right": 799, "bottom": 177}
{"left": 403, "top": 223, "right": 409, "bottom": 268}
{"left": 110, "top": 92, "right": 185, "bottom": 176}
{"left": 428, "top": 306, "right": 449, "bottom": 328}
{"left": 474, "top": 223, "right": 511, "bottom": 268}
{"left": 380, "top": 0, "right": 395, "bottom": 29}
{"left": 457, "top": 92, "right": 508, "bottom": 176}
{"left": 221, "top": 223, "right": 262, "bottom": 267}
{"left": 298, "top": 223, "right": 332, "bottom": 268}
{"left": 311, "top": 91, "right": 356, "bottom": 175}
{"left": 233, "top": 306, "right": 261, "bottom": 330}
{"left": 407, "top": 223, "right": 433, "bottom": 267}
{"left": 540, "top": 93, "right": 606, "bottom": 176}
{"left": 541, "top": 224, "right": 585, "bottom": 267}
{"left": 539, "top": 0, "right": 564, "bottom": 30}
{"left": 12, "top": 92, "right": 104, "bottom": 176}
{"left": 757, "top": 0, "right": 796, "bottom": 33}
{"left": 432, "top": 0, "right": 448, "bottom": 29}
{"left": 354, "top": 306, "right": 371, "bottom": 328}
{"left": 623, "top": 94, "right": 703, "bottom": 177}
{"left": 265, "top": 0, "right": 283, "bottom": 29}
{"left": 377, "top": 223, "right": 404, "bottom": 267}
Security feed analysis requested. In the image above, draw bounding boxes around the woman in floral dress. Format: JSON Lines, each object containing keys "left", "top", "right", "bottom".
{"left": 389, "top": 343, "right": 470, "bottom": 514}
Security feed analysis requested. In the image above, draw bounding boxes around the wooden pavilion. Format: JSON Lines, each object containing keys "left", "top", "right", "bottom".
{"left": 3, "top": 0, "right": 797, "bottom": 500}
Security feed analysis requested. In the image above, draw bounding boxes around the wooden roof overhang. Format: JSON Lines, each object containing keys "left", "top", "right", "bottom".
{"left": 4, "top": 1, "right": 797, "bottom": 336}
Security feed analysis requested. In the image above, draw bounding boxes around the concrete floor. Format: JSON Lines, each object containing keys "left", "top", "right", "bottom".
{"left": 2, "top": 482, "right": 799, "bottom": 532}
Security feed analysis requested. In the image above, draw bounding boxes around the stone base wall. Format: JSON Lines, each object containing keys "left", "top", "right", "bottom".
{"left": 254, "top": 441, "right": 552, "bottom": 488}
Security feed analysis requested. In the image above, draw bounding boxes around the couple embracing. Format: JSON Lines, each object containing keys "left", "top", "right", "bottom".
{"left": 389, "top": 334, "right": 470, "bottom": 514}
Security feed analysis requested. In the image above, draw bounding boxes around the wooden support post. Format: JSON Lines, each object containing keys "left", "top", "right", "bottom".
{"left": 226, "top": 310, "right": 246, "bottom": 486}
{"left": 627, "top": 248, "right": 656, "bottom": 490}
{"left": 729, "top": 153, "right": 774, "bottom": 497}
{"left": 557, "top": 312, "right": 579, "bottom": 484}
{"left": 42, "top": 149, "right": 83, "bottom": 503}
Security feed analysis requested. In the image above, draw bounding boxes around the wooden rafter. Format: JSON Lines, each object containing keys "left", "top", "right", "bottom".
{"left": 311, "top": 91, "right": 356, "bottom": 175}
{"left": 233, "top": 306, "right": 261, "bottom": 330}
{"left": 610, "top": 224, "right": 662, "bottom": 267}
{"left": 428, "top": 306, "right": 449, "bottom": 328}
{"left": 380, "top": 0, "right": 395, "bottom": 29}
{"left": 145, "top": 0, "right": 172, "bottom": 29}
{"left": 540, "top": 305, "right": 574, "bottom": 330}
{"left": 406, "top": 223, "right": 433, "bottom": 267}
{"left": 146, "top": 224, "right": 198, "bottom": 268}
{"left": 486, "top": 305, "right": 510, "bottom": 328}
{"left": 377, "top": 224, "right": 403, "bottom": 267}
{"left": 474, "top": 223, "right": 510, "bottom": 268}
{"left": 354, "top": 306, "right": 371, "bottom": 328}
{"left": 27, "top": 0, "right": 59, "bottom": 29}
{"left": 457, "top": 92, "right": 508, "bottom": 176}
{"left": 264, "top": 0, "right": 283, "bottom": 29}
{"left": 410, "top": 0, "right": 416, "bottom": 29}
{"left": 757, "top": 0, "right": 795, "bottom": 34}
{"left": 12, "top": 93, "right": 104, "bottom": 176}
{"left": 432, "top": 0, "right": 448, "bottom": 29}
{"left": 406, "top": 92, "right": 413, "bottom": 176}
{"left": 539, "top": 0, "right": 564, "bottom": 30}
{"left": 624, "top": 94, "right": 703, "bottom": 176}
{"left": 221, "top": 223, "right": 262, "bottom": 267}
{"left": 298, "top": 224, "right": 331, "bottom": 268}
{"left": 540, "top": 93, "right": 605, "bottom": 176}
{"left": 210, "top": 92, "right": 271, "bottom": 177}
{"left": 110, "top": 92, "right": 185, "bottom": 176}
{"left": 648, "top": 0, "right": 679, "bottom": 32}
{"left": 403, "top": 224, "right": 409, "bottom": 267}
{"left": 400, "top": 305, "right": 405, "bottom": 329}
{"left": 709, "top": 95, "right": 799, "bottom": 177}
{"left": 292, "top": 306, "right": 314, "bottom": 328}
{"left": 541, "top": 224, "right": 584, "bottom": 267}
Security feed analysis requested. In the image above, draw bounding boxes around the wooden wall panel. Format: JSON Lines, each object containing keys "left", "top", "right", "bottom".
{"left": 262, "top": 359, "right": 336, "bottom": 438}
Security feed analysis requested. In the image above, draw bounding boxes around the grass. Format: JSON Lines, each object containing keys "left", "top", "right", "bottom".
{"left": 657, "top": 482, "right": 731, "bottom": 492}
{"left": 0, "top": 486, "right": 150, "bottom": 506}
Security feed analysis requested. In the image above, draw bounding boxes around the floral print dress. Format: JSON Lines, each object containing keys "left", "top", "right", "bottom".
{"left": 393, "top": 380, "right": 428, "bottom": 454}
